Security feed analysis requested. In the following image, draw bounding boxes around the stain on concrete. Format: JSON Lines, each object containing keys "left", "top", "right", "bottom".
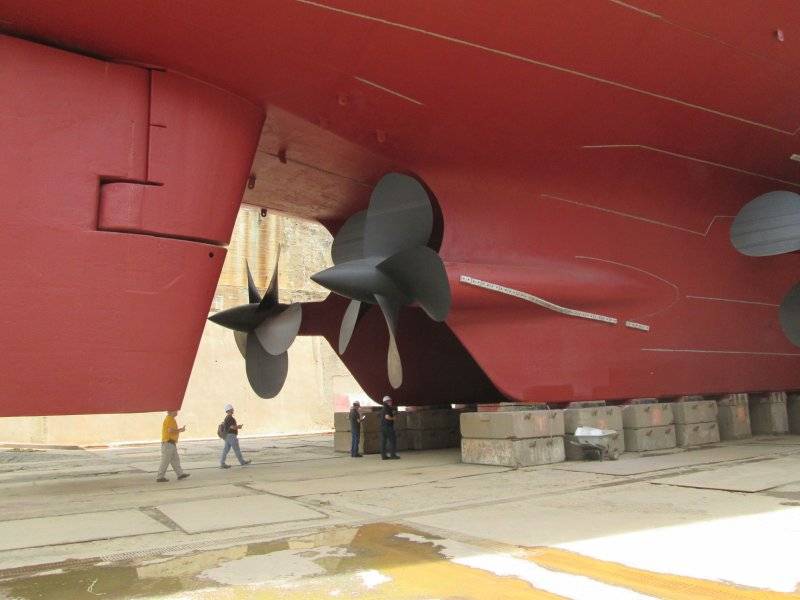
{"left": 2, "top": 522, "right": 798, "bottom": 599}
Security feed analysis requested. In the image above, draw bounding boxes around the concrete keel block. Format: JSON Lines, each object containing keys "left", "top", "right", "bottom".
{"left": 407, "top": 428, "right": 459, "bottom": 450}
{"left": 334, "top": 431, "right": 407, "bottom": 454}
{"left": 749, "top": 392, "right": 789, "bottom": 435}
{"left": 672, "top": 399, "right": 718, "bottom": 424}
{"left": 360, "top": 413, "right": 383, "bottom": 434}
{"left": 788, "top": 393, "right": 800, "bottom": 434}
{"left": 564, "top": 431, "right": 625, "bottom": 460}
{"left": 406, "top": 410, "right": 459, "bottom": 430}
{"left": 563, "top": 406, "right": 622, "bottom": 433}
{"left": 716, "top": 394, "right": 751, "bottom": 440}
{"left": 675, "top": 422, "right": 720, "bottom": 447}
{"left": 333, "top": 412, "right": 352, "bottom": 432}
{"left": 461, "top": 437, "right": 565, "bottom": 467}
{"left": 623, "top": 425, "right": 676, "bottom": 452}
{"left": 334, "top": 431, "right": 367, "bottom": 454}
{"left": 396, "top": 430, "right": 408, "bottom": 452}
{"left": 359, "top": 412, "right": 407, "bottom": 434}
{"left": 395, "top": 412, "right": 408, "bottom": 431}
{"left": 460, "top": 410, "right": 565, "bottom": 440}
{"left": 622, "top": 403, "right": 674, "bottom": 428}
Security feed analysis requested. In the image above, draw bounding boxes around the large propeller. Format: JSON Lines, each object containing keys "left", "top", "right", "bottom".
{"left": 731, "top": 190, "right": 800, "bottom": 346}
{"left": 311, "top": 172, "right": 451, "bottom": 388}
{"left": 208, "top": 251, "right": 301, "bottom": 398}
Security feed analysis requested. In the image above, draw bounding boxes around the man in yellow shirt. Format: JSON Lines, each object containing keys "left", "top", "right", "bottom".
{"left": 156, "top": 411, "right": 190, "bottom": 483}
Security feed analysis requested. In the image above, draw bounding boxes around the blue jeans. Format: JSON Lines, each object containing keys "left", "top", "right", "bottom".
{"left": 350, "top": 428, "right": 360, "bottom": 456}
{"left": 221, "top": 433, "right": 246, "bottom": 465}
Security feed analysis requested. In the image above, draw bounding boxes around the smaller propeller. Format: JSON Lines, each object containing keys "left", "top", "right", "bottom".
{"left": 208, "top": 250, "right": 301, "bottom": 398}
{"left": 311, "top": 172, "right": 451, "bottom": 389}
{"left": 730, "top": 191, "right": 800, "bottom": 257}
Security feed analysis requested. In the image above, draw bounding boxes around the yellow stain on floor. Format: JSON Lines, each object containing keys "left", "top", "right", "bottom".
{"left": 6, "top": 522, "right": 800, "bottom": 599}
{"left": 188, "top": 522, "right": 562, "bottom": 600}
{"left": 182, "top": 522, "right": 800, "bottom": 600}
{"left": 527, "top": 547, "right": 800, "bottom": 600}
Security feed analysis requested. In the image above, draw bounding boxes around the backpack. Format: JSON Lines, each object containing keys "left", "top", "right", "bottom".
{"left": 217, "top": 422, "right": 226, "bottom": 439}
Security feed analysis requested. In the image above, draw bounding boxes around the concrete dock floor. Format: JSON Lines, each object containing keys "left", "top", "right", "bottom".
{"left": 2, "top": 433, "right": 800, "bottom": 598}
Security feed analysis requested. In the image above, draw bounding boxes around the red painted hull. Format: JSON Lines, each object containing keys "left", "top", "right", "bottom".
{"left": 3, "top": 2, "right": 800, "bottom": 414}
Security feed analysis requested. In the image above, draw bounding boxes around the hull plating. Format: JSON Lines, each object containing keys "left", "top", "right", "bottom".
{"left": 2, "top": 2, "right": 800, "bottom": 413}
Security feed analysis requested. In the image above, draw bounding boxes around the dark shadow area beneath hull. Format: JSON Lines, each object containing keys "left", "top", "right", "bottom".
{"left": 300, "top": 294, "right": 502, "bottom": 405}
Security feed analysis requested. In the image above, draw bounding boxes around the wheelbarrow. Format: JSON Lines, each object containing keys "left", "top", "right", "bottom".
{"left": 569, "top": 426, "right": 621, "bottom": 461}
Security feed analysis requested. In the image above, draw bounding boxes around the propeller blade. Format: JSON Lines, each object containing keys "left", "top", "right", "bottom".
{"left": 375, "top": 293, "right": 403, "bottom": 388}
{"left": 364, "top": 173, "right": 433, "bottom": 258}
{"left": 261, "top": 246, "right": 281, "bottom": 310}
{"left": 338, "top": 299, "right": 363, "bottom": 354}
{"left": 387, "top": 329, "right": 402, "bottom": 389}
{"left": 208, "top": 304, "right": 262, "bottom": 332}
{"left": 780, "top": 283, "right": 800, "bottom": 347}
{"left": 245, "top": 260, "right": 261, "bottom": 304}
{"left": 245, "top": 332, "right": 289, "bottom": 398}
{"left": 331, "top": 210, "right": 367, "bottom": 264}
{"left": 731, "top": 191, "right": 800, "bottom": 257}
{"left": 377, "top": 246, "right": 451, "bottom": 321}
{"left": 254, "top": 303, "right": 302, "bottom": 355}
{"left": 234, "top": 330, "right": 247, "bottom": 358}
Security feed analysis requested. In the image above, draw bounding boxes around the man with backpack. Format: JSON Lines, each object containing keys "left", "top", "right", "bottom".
{"left": 219, "top": 404, "right": 251, "bottom": 468}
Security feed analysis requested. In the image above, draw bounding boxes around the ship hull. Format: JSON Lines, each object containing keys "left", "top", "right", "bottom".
{"left": 2, "top": 2, "right": 800, "bottom": 413}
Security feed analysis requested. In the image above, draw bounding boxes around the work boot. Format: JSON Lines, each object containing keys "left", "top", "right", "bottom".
{"left": 156, "top": 477, "right": 168, "bottom": 482}
{"left": 241, "top": 459, "right": 252, "bottom": 466}
{"left": 177, "top": 473, "right": 190, "bottom": 480}
{"left": 352, "top": 454, "right": 363, "bottom": 458}
{"left": 220, "top": 464, "right": 231, "bottom": 469}
{"left": 389, "top": 455, "right": 401, "bottom": 460}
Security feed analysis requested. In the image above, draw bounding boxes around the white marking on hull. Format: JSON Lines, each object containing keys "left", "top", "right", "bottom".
{"left": 574, "top": 255, "right": 679, "bottom": 318}
{"left": 626, "top": 321, "right": 650, "bottom": 331}
{"left": 542, "top": 193, "right": 734, "bottom": 237}
{"left": 460, "top": 275, "right": 619, "bottom": 325}
{"left": 295, "top": 0, "right": 797, "bottom": 134}
{"left": 608, "top": 0, "right": 661, "bottom": 18}
{"left": 642, "top": 348, "right": 800, "bottom": 357}
{"left": 353, "top": 76, "right": 424, "bottom": 105}
{"left": 686, "top": 295, "right": 779, "bottom": 307}
{"left": 582, "top": 145, "right": 800, "bottom": 188}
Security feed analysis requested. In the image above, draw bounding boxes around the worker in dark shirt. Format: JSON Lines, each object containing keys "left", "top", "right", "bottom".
{"left": 349, "top": 400, "right": 365, "bottom": 457}
{"left": 380, "top": 395, "right": 400, "bottom": 460}
{"left": 220, "top": 403, "right": 251, "bottom": 468}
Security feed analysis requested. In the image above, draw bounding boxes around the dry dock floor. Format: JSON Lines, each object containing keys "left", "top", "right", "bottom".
{"left": 2, "top": 433, "right": 800, "bottom": 598}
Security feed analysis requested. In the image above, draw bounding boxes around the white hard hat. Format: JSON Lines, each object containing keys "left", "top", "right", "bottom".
{"left": 382, "top": 396, "right": 391, "bottom": 402}
{"left": 224, "top": 404, "right": 233, "bottom": 412}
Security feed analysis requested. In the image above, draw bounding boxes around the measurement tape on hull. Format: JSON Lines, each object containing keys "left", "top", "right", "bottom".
{"left": 459, "top": 275, "right": 650, "bottom": 332}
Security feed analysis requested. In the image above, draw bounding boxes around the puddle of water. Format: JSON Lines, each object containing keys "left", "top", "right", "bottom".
{"left": 1, "top": 522, "right": 799, "bottom": 599}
